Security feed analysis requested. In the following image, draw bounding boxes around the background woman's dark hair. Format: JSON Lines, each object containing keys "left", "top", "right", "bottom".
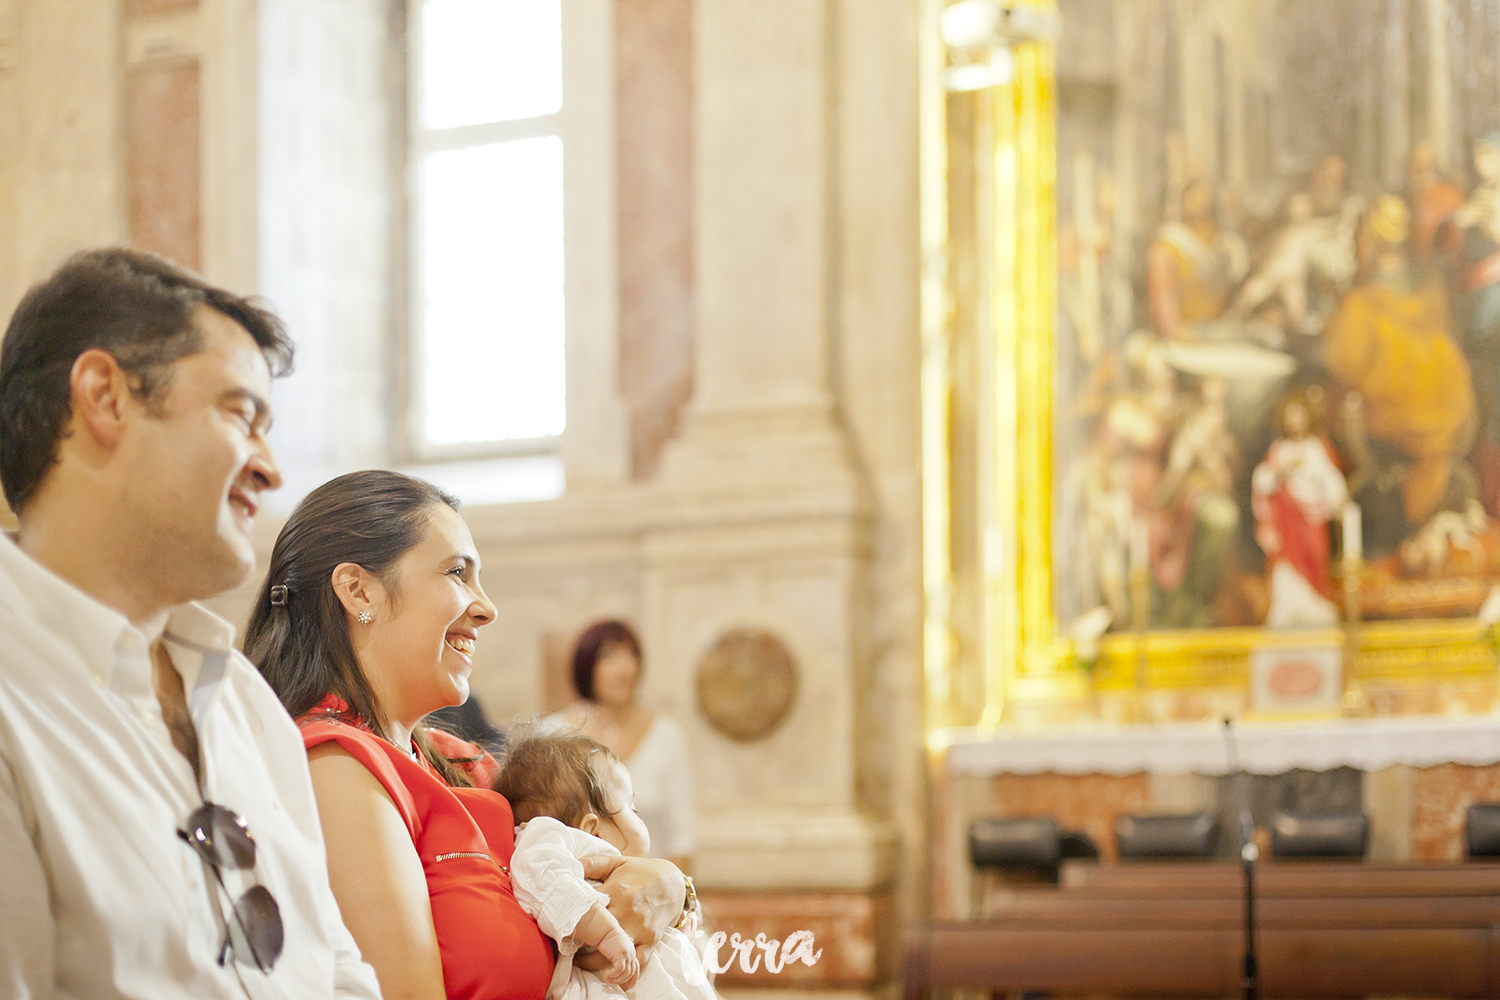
{"left": 244, "top": 469, "right": 473, "bottom": 787}
{"left": 570, "top": 620, "right": 642, "bottom": 702}
{"left": 0, "top": 247, "right": 293, "bottom": 513}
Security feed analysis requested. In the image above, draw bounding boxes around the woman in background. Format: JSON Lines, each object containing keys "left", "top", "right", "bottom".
{"left": 555, "top": 620, "right": 695, "bottom": 873}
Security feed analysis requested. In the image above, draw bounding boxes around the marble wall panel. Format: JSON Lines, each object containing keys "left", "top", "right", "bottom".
{"left": 126, "top": 56, "right": 200, "bottom": 270}
{"left": 616, "top": 0, "right": 695, "bottom": 480}
{"left": 1411, "top": 762, "right": 1500, "bottom": 860}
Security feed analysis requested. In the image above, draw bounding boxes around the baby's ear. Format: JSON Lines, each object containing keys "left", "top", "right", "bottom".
{"left": 579, "top": 813, "right": 601, "bottom": 836}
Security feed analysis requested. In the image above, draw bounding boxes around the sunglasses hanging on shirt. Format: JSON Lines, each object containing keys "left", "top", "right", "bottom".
{"left": 177, "top": 802, "right": 285, "bottom": 973}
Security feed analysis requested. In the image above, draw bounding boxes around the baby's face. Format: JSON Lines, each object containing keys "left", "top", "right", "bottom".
{"left": 593, "top": 761, "right": 651, "bottom": 858}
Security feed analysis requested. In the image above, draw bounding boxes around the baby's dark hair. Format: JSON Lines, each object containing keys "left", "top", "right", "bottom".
{"left": 493, "top": 726, "right": 622, "bottom": 826}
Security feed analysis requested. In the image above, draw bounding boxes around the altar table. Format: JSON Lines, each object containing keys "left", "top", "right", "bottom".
{"left": 944, "top": 715, "right": 1500, "bottom": 777}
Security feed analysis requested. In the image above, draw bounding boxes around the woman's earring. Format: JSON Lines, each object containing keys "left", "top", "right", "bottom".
{"left": 357, "top": 610, "right": 373, "bottom": 624}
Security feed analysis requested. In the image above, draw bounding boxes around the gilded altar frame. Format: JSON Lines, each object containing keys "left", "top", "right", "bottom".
{"left": 918, "top": 0, "right": 1500, "bottom": 732}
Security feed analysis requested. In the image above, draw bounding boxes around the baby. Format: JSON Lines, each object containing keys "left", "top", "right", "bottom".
{"left": 494, "top": 728, "right": 714, "bottom": 1000}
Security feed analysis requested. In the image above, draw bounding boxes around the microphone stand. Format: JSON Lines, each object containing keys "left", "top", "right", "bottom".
{"left": 1223, "top": 718, "right": 1258, "bottom": 1000}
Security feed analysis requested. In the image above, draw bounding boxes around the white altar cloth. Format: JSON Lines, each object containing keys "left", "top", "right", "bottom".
{"left": 943, "top": 715, "right": 1500, "bottom": 776}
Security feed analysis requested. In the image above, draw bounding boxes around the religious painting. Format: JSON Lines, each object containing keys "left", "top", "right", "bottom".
{"left": 1051, "top": 0, "right": 1500, "bottom": 637}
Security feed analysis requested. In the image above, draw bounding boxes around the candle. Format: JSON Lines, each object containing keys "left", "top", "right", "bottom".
{"left": 1342, "top": 502, "right": 1362, "bottom": 564}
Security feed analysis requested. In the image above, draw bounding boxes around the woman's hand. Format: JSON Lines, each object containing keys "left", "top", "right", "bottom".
{"left": 580, "top": 855, "right": 686, "bottom": 953}
{"left": 308, "top": 744, "right": 447, "bottom": 1000}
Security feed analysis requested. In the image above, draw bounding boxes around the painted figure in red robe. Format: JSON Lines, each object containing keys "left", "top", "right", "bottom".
{"left": 1252, "top": 392, "right": 1349, "bottom": 628}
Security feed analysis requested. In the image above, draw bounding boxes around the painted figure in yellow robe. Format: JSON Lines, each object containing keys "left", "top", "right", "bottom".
{"left": 1323, "top": 194, "right": 1476, "bottom": 546}
{"left": 1146, "top": 179, "right": 1248, "bottom": 342}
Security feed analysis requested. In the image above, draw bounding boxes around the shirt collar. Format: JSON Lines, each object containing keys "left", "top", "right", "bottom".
{"left": 0, "top": 533, "right": 238, "bottom": 692}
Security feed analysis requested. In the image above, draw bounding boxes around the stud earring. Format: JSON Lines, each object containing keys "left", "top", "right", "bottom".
{"left": 357, "top": 610, "right": 373, "bottom": 624}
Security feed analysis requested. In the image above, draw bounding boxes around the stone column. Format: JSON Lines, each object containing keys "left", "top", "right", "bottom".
{"left": 645, "top": 0, "right": 896, "bottom": 991}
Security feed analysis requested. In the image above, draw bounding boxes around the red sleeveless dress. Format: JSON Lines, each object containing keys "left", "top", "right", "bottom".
{"left": 299, "top": 702, "right": 554, "bottom": 1000}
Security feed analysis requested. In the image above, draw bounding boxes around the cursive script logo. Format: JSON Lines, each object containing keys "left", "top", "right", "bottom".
{"left": 687, "top": 931, "right": 822, "bottom": 982}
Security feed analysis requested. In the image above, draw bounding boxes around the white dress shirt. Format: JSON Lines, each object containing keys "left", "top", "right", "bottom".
{"left": 509, "top": 818, "right": 713, "bottom": 1000}
{"left": 0, "top": 535, "right": 382, "bottom": 1000}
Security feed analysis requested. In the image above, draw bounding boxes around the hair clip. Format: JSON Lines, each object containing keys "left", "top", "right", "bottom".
{"left": 269, "top": 584, "right": 288, "bottom": 607}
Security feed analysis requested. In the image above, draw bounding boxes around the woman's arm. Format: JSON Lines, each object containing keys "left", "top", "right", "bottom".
{"left": 307, "top": 743, "right": 446, "bottom": 1000}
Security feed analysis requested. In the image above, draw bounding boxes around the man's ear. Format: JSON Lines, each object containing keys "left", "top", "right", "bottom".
{"left": 69, "top": 349, "right": 135, "bottom": 451}
{"left": 330, "top": 562, "right": 381, "bottom": 622}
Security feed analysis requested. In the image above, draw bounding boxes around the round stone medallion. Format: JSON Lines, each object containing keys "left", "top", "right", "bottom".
{"left": 695, "top": 628, "right": 798, "bottom": 742}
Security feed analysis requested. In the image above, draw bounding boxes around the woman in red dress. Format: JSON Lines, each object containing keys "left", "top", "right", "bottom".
{"left": 243, "top": 471, "right": 686, "bottom": 1000}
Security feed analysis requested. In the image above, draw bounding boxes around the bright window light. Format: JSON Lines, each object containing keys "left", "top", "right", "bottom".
{"left": 419, "top": 136, "right": 566, "bottom": 445}
{"left": 420, "top": 0, "right": 562, "bottom": 130}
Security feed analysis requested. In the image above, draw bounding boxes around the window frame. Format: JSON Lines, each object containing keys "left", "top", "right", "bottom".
{"left": 404, "top": 0, "right": 623, "bottom": 468}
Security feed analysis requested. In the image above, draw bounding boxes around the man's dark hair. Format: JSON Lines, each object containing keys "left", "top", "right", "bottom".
{"left": 0, "top": 247, "right": 294, "bottom": 512}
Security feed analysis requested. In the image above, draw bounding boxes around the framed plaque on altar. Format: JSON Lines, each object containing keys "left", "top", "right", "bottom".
{"left": 1249, "top": 637, "right": 1342, "bottom": 715}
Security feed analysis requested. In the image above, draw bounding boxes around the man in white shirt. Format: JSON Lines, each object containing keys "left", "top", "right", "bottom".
{"left": 0, "top": 249, "right": 383, "bottom": 999}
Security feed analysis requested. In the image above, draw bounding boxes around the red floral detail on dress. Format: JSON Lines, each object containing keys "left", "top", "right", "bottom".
{"left": 299, "top": 693, "right": 499, "bottom": 783}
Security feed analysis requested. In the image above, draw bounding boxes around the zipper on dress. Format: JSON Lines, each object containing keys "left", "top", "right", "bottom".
{"left": 433, "top": 851, "right": 509, "bottom": 874}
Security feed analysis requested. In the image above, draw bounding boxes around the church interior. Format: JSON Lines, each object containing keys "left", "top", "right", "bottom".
{"left": 10, "top": 0, "right": 1500, "bottom": 995}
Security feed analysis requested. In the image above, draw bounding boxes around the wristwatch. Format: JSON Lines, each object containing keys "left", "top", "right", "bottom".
{"left": 675, "top": 874, "right": 701, "bottom": 938}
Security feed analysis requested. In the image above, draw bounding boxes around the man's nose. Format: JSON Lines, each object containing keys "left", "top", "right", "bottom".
{"left": 247, "top": 438, "right": 283, "bottom": 492}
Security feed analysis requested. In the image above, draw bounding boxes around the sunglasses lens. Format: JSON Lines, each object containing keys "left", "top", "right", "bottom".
{"left": 186, "top": 803, "right": 257, "bottom": 869}
{"left": 233, "top": 885, "right": 284, "bottom": 972}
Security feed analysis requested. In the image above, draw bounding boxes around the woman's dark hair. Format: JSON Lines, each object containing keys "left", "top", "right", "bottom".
{"left": 0, "top": 247, "right": 294, "bottom": 513}
{"left": 244, "top": 469, "right": 473, "bottom": 787}
{"left": 570, "top": 620, "right": 642, "bottom": 702}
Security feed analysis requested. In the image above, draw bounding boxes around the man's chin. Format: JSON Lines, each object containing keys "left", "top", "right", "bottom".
{"left": 201, "top": 532, "right": 257, "bottom": 597}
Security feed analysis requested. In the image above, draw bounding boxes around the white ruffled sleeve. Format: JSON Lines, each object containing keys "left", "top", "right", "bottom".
{"left": 508, "top": 817, "right": 612, "bottom": 943}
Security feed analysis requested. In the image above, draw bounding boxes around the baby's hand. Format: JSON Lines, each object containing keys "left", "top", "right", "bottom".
{"left": 595, "top": 925, "right": 641, "bottom": 990}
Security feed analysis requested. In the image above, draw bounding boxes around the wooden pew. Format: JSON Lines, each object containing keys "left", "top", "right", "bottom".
{"left": 1059, "top": 859, "right": 1500, "bottom": 897}
{"left": 906, "top": 864, "right": 1500, "bottom": 998}
{"left": 904, "top": 921, "right": 1500, "bottom": 998}
{"left": 982, "top": 891, "right": 1500, "bottom": 928}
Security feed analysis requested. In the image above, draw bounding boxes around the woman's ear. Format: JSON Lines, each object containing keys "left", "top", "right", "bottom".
{"left": 330, "top": 562, "right": 380, "bottom": 621}
{"left": 579, "top": 813, "right": 601, "bottom": 837}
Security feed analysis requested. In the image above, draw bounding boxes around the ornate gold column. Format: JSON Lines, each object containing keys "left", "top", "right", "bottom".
{"left": 923, "top": 0, "right": 1058, "bottom": 731}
